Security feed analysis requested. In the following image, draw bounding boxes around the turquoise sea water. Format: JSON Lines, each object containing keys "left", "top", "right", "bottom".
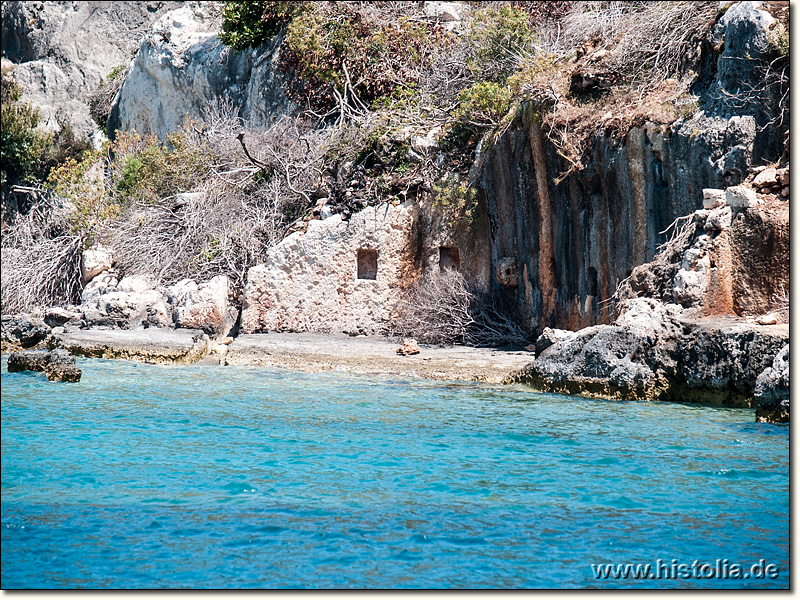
{"left": 1, "top": 355, "right": 789, "bottom": 589}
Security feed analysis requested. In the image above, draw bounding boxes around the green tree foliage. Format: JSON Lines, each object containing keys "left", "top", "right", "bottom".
{"left": 219, "top": 1, "right": 305, "bottom": 50}
{"left": 467, "top": 5, "right": 535, "bottom": 82}
{"left": 1, "top": 65, "right": 52, "bottom": 185}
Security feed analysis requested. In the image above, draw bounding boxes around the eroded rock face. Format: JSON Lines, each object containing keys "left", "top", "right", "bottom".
{"left": 170, "top": 275, "right": 234, "bottom": 336}
{"left": 508, "top": 298, "right": 788, "bottom": 408}
{"left": 1, "top": 314, "right": 51, "bottom": 351}
{"left": 477, "top": 2, "right": 787, "bottom": 335}
{"left": 110, "top": 2, "right": 297, "bottom": 140}
{"left": 754, "top": 345, "right": 789, "bottom": 424}
{"left": 7, "top": 348, "right": 81, "bottom": 382}
{"left": 241, "top": 203, "right": 418, "bottom": 335}
{"left": 0, "top": 1, "right": 183, "bottom": 141}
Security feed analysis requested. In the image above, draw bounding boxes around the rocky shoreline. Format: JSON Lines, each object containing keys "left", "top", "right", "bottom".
{"left": 2, "top": 301, "right": 789, "bottom": 423}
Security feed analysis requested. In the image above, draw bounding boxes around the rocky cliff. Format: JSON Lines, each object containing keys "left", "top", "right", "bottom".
{"left": 1, "top": 1, "right": 183, "bottom": 142}
{"left": 108, "top": 2, "right": 298, "bottom": 140}
{"left": 475, "top": 1, "right": 788, "bottom": 335}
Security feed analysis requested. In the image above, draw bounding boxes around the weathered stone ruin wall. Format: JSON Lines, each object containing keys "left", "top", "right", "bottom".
{"left": 240, "top": 202, "right": 492, "bottom": 336}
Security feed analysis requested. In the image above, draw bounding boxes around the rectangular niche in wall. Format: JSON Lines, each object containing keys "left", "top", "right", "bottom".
{"left": 357, "top": 248, "right": 378, "bottom": 280}
{"left": 439, "top": 246, "right": 460, "bottom": 271}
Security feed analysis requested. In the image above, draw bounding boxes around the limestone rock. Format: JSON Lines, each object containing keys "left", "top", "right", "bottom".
{"left": 44, "top": 306, "right": 82, "bottom": 328}
{"left": 171, "top": 275, "right": 232, "bottom": 337}
{"left": 423, "top": 2, "right": 464, "bottom": 22}
{"left": 7, "top": 348, "right": 51, "bottom": 373}
{"left": 534, "top": 327, "right": 573, "bottom": 357}
{"left": 754, "top": 344, "right": 789, "bottom": 423}
{"left": 756, "top": 312, "right": 779, "bottom": 326}
{"left": 111, "top": 3, "right": 297, "bottom": 141}
{"left": 1, "top": 314, "right": 51, "bottom": 350}
{"left": 725, "top": 185, "right": 760, "bottom": 208}
{"left": 411, "top": 129, "right": 441, "bottom": 156}
{"left": 752, "top": 167, "right": 777, "bottom": 188}
{"left": 702, "top": 188, "right": 726, "bottom": 209}
{"left": 81, "top": 273, "right": 171, "bottom": 329}
{"left": 510, "top": 299, "right": 685, "bottom": 401}
{"left": 776, "top": 167, "right": 789, "bottom": 186}
{"left": 704, "top": 206, "right": 732, "bottom": 231}
{"left": 675, "top": 322, "right": 788, "bottom": 405}
{"left": 80, "top": 245, "right": 114, "bottom": 284}
{"left": 396, "top": 338, "right": 421, "bottom": 356}
{"left": 509, "top": 297, "right": 788, "bottom": 410}
{"left": 43, "top": 349, "right": 82, "bottom": 382}
{"left": 0, "top": 1, "right": 182, "bottom": 141}
{"left": 241, "top": 203, "right": 417, "bottom": 335}
{"left": 7, "top": 348, "right": 81, "bottom": 382}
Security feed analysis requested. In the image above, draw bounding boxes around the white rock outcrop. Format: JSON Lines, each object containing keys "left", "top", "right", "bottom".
{"left": 1, "top": 1, "right": 182, "bottom": 141}
{"left": 112, "top": 2, "right": 296, "bottom": 140}
{"left": 80, "top": 245, "right": 114, "bottom": 284}
{"left": 241, "top": 203, "right": 418, "bottom": 335}
{"left": 169, "top": 275, "right": 234, "bottom": 336}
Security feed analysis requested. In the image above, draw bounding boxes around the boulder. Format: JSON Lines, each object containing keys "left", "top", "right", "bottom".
{"left": 534, "top": 327, "right": 573, "bottom": 357}
{"left": 411, "top": 128, "right": 441, "bottom": 156}
{"left": 80, "top": 245, "right": 114, "bottom": 284}
{"left": 171, "top": 275, "right": 232, "bottom": 337}
{"left": 7, "top": 348, "right": 81, "bottom": 382}
{"left": 396, "top": 338, "right": 421, "bottom": 356}
{"left": 754, "top": 344, "right": 789, "bottom": 423}
{"left": 81, "top": 273, "right": 171, "bottom": 329}
{"left": 43, "top": 306, "right": 83, "bottom": 328}
{"left": 752, "top": 167, "right": 777, "bottom": 188}
{"left": 508, "top": 298, "right": 788, "bottom": 411}
{"left": 704, "top": 206, "right": 732, "bottom": 231}
{"left": 510, "top": 298, "right": 684, "bottom": 401}
{"left": 43, "top": 349, "right": 82, "bottom": 382}
{"left": 423, "top": 2, "right": 464, "bottom": 22}
{"left": 1, "top": 314, "right": 51, "bottom": 350}
{"left": 725, "top": 185, "right": 760, "bottom": 208}
{"left": 702, "top": 188, "right": 726, "bottom": 209}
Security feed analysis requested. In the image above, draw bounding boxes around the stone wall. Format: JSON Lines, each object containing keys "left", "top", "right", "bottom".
{"left": 241, "top": 204, "right": 417, "bottom": 335}
{"left": 240, "top": 201, "right": 492, "bottom": 335}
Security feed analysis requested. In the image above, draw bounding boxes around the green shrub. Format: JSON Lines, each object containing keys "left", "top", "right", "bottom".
{"left": 0, "top": 65, "right": 52, "bottom": 185}
{"left": 285, "top": 5, "right": 441, "bottom": 109}
{"left": 467, "top": 5, "right": 535, "bottom": 82}
{"left": 432, "top": 174, "right": 479, "bottom": 226}
{"left": 453, "top": 81, "right": 513, "bottom": 128}
{"left": 219, "top": 1, "right": 305, "bottom": 51}
{"left": 109, "top": 129, "right": 214, "bottom": 205}
{"left": 45, "top": 151, "right": 109, "bottom": 239}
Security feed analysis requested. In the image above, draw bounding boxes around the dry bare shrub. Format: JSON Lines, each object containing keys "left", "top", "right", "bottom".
{"left": 1, "top": 196, "right": 82, "bottom": 313}
{"left": 96, "top": 106, "right": 327, "bottom": 294}
{"left": 391, "top": 268, "right": 529, "bottom": 346}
